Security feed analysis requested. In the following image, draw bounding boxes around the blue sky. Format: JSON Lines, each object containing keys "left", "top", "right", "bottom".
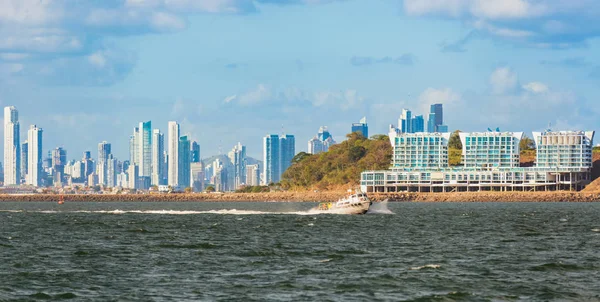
{"left": 1, "top": 0, "right": 600, "bottom": 160}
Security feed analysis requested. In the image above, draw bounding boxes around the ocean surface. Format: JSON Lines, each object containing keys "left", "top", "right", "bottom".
{"left": 1, "top": 201, "right": 600, "bottom": 301}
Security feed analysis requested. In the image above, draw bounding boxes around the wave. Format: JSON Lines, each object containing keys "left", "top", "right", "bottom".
{"left": 0, "top": 209, "right": 317, "bottom": 215}
{"left": 410, "top": 264, "right": 441, "bottom": 270}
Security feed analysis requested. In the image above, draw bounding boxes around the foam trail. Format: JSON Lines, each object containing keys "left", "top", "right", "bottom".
{"left": 367, "top": 199, "right": 395, "bottom": 215}
{"left": 0, "top": 209, "right": 319, "bottom": 216}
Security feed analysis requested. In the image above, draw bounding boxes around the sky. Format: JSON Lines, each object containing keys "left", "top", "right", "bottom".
{"left": 1, "top": 0, "right": 600, "bottom": 160}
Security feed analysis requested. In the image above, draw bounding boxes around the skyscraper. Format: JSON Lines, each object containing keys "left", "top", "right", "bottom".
{"left": 228, "top": 142, "right": 247, "bottom": 189}
{"left": 178, "top": 135, "right": 191, "bottom": 188}
{"left": 399, "top": 109, "right": 412, "bottom": 133}
{"left": 151, "top": 129, "right": 165, "bottom": 186}
{"left": 191, "top": 141, "right": 201, "bottom": 163}
{"left": 263, "top": 135, "right": 280, "bottom": 185}
{"left": 246, "top": 164, "right": 260, "bottom": 186}
{"left": 308, "top": 127, "right": 336, "bottom": 154}
{"left": 51, "top": 147, "right": 67, "bottom": 186}
{"left": 352, "top": 117, "right": 368, "bottom": 138}
{"left": 168, "top": 121, "right": 180, "bottom": 187}
{"left": 138, "top": 121, "right": 152, "bottom": 177}
{"left": 280, "top": 135, "right": 295, "bottom": 176}
{"left": 427, "top": 104, "right": 448, "bottom": 132}
{"left": 106, "top": 154, "right": 117, "bottom": 187}
{"left": 21, "top": 141, "right": 28, "bottom": 179}
{"left": 263, "top": 134, "right": 295, "bottom": 185}
{"left": 97, "top": 141, "right": 111, "bottom": 186}
{"left": 130, "top": 127, "right": 139, "bottom": 165}
{"left": 4, "top": 106, "right": 20, "bottom": 185}
{"left": 411, "top": 115, "right": 425, "bottom": 133}
{"left": 26, "top": 125, "right": 43, "bottom": 187}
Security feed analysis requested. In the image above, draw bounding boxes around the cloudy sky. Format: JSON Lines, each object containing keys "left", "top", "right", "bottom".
{"left": 1, "top": 0, "right": 600, "bottom": 160}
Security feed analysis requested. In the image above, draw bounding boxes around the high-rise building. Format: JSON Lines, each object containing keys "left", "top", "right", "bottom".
{"left": 228, "top": 142, "right": 247, "bottom": 189}
{"left": 388, "top": 131, "right": 450, "bottom": 169}
{"left": 106, "top": 154, "right": 117, "bottom": 187}
{"left": 82, "top": 151, "right": 94, "bottom": 177}
{"left": 263, "top": 135, "right": 280, "bottom": 185}
{"left": 168, "top": 121, "right": 180, "bottom": 187}
{"left": 127, "top": 164, "right": 139, "bottom": 189}
{"left": 98, "top": 141, "right": 111, "bottom": 162}
{"left": 459, "top": 131, "right": 523, "bottom": 169}
{"left": 246, "top": 164, "right": 260, "bottom": 186}
{"left": 191, "top": 162, "right": 204, "bottom": 192}
{"left": 138, "top": 121, "right": 152, "bottom": 177}
{"left": 151, "top": 129, "right": 165, "bottom": 186}
{"left": 411, "top": 115, "right": 425, "bottom": 133}
{"left": 427, "top": 104, "right": 448, "bottom": 133}
{"left": 97, "top": 141, "right": 111, "bottom": 186}
{"left": 191, "top": 141, "right": 201, "bottom": 163}
{"left": 4, "top": 106, "right": 20, "bottom": 185}
{"left": 129, "top": 128, "right": 139, "bottom": 165}
{"left": 280, "top": 134, "right": 295, "bottom": 176}
{"left": 26, "top": 125, "right": 43, "bottom": 187}
{"left": 178, "top": 135, "right": 191, "bottom": 188}
{"left": 533, "top": 131, "right": 595, "bottom": 168}
{"left": 51, "top": 147, "right": 67, "bottom": 186}
{"left": 399, "top": 109, "right": 412, "bottom": 133}
{"left": 263, "top": 134, "right": 295, "bottom": 185}
{"left": 21, "top": 141, "right": 28, "bottom": 179}
{"left": 308, "top": 127, "right": 337, "bottom": 154}
{"left": 351, "top": 117, "right": 369, "bottom": 138}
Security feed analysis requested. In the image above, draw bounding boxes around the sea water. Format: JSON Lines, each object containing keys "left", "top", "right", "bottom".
{"left": 1, "top": 201, "right": 599, "bottom": 301}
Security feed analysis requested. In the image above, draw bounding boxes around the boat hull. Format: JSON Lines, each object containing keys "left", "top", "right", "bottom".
{"left": 312, "top": 201, "right": 371, "bottom": 215}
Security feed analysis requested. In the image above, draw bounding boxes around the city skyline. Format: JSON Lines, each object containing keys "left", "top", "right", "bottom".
{"left": 1, "top": 1, "right": 599, "bottom": 160}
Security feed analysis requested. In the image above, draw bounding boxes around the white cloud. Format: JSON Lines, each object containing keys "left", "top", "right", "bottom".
{"left": 0, "top": 0, "right": 63, "bottom": 25}
{"left": 404, "top": 0, "right": 546, "bottom": 20}
{"left": 490, "top": 67, "right": 518, "bottom": 95}
{"left": 236, "top": 84, "right": 272, "bottom": 105}
{"left": 313, "top": 89, "right": 365, "bottom": 110}
{"left": 88, "top": 52, "right": 107, "bottom": 68}
{"left": 522, "top": 82, "right": 549, "bottom": 94}
{"left": 223, "top": 94, "right": 237, "bottom": 104}
{"left": 417, "top": 87, "right": 462, "bottom": 115}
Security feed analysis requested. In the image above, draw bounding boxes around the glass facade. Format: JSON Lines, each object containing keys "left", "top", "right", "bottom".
{"left": 533, "top": 131, "right": 594, "bottom": 168}
{"left": 390, "top": 132, "right": 450, "bottom": 169}
{"left": 459, "top": 132, "right": 522, "bottom": 169}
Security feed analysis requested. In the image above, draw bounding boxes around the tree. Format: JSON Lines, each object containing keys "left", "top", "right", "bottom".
{"left": 448, "top": 130, "right": 462, "bottom": 150}
{"left": 292, "top": 152, "right": 312, "bottom": 164}
{"left": 92, "top": 185, "right": 101, "bottom": 192}
{"left": 184, "top": 187, "right": 192, "bottom": 193}
{"left": 520, "top": 135, "right": 535, "bottom": 151}
{"left": 205, "top": 186, "right": 215, "bottom": 193}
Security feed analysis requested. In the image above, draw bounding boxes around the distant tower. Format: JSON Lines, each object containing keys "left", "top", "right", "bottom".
{"left": 26, "top": 125, "right": 43, "bottom": 187}
{"left": 4, "top": 106, "right": 21, "bottom": 185}
{"left": 351, "top": 117, "right": 368, "bottom": 138}
{"left": 151, "top": 129, "right": 165, "bottom": 186}
{"left": 168, "top": 121, "right": 180, "bottom": 187}
{"left": 138, "top": 121, "right": 152, "bottom": 177}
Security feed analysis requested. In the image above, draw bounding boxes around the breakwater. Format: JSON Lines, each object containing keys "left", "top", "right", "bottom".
{"left": 1, "top": 191, "right": 600, "bottom": 202}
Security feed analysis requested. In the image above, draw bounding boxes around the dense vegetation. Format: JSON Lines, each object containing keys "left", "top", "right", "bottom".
{"left": 281, "top": 133, "right": 392, "bottom": 190}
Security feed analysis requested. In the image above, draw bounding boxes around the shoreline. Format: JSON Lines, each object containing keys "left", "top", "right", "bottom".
{"left": 1, "top": 191, "right": 600, "bottom": 202}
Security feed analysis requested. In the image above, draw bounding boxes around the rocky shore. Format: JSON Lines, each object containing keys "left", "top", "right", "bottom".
{"left": 1, "top": 191, "right": 600, "bottom": 202}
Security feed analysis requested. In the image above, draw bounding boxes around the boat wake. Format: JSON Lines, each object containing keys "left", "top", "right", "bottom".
{"left": 0, "top": 209, "right": 316, "bottom": 215}
{"left": 367, "top": 199, "right": 395, "bottom": 215}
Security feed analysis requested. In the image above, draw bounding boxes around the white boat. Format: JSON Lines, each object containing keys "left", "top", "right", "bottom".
{"left": 314, "top": 191, "right": 372, "bottom": 215}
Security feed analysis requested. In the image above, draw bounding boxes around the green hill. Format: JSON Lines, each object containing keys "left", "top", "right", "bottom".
{"left": 281, "top": 132, "right": 392, "bottom": 190}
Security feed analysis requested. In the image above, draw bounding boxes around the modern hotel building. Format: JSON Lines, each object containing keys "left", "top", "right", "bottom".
{"left": 361, "top": 129, "right": 595, "bottom": 193}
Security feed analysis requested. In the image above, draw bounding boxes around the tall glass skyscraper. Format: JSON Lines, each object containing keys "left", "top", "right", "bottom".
{"left": 168, "top": 121, "right": 180, "bottom": 187}
{"left": 26, "top": 125, "right": 43, "bottom": 187}
{"left": 399, "top": 109, "right": 412, "bottom": 133}
{"left": 191, "top": 141, "right": 201, "bottom": 163}
{"left": 427, "top": 104, "right": 448, "bottom": 132}
{"left": 138, "top": 121, "right": 152, "bottom": 177}
{"left": 4, "top": 106, "right": 20, "bottom": 185}
{"left": 151, "top": 129, "right": 165, "bottom": 186}
{"left": 263, "top": 134, "right": 296, "bottom": 185}
{"left": 263, "top": 135, "right": 281, "bottom": 185}
{"left": 228, "top": 142, "right": 247, "bottom": 189}
{"left": 178, "top": 135, "right": 191, "bottom": 188}
{"left": 351, "top": 117, "right": 369, "bottom": 138}
{"left": 97, "top": 141, "right": 111, "bottom": 186}
{"left": 279, "top": 135, "right": 295, "bottom": 177}
{"left": 21, "top": 141, "right": 28, "bottom": 179}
